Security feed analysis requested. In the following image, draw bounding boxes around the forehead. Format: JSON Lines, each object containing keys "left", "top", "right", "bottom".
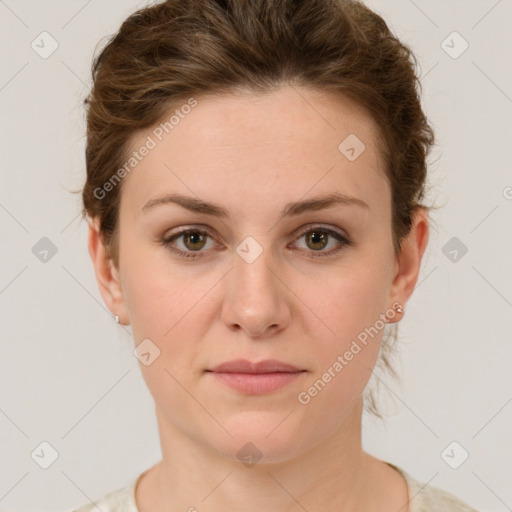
{"left": 120, "top": 85, "right": 389, "bottom": 218}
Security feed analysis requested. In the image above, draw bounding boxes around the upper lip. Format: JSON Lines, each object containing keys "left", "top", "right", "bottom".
{"left": 207, "top": 359, "right": 304, "bottom": 373}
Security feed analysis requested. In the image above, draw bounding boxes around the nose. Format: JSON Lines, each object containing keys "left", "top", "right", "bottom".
{"left": 221, "top": 243, "right": 291, "bottom": 339}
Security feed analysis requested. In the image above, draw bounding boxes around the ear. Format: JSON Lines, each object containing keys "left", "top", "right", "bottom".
{"left": 87, "top": 218, "right": 129, "bottom": 325}
{"left": 387, "top": 207, "right": 430, "bottom": 321}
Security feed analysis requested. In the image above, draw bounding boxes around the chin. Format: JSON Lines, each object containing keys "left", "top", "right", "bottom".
{"left": 205, "top": 411, "right": 309, "bottom": 465}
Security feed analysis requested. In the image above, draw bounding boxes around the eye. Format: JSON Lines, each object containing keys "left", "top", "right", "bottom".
{"left": 291, "top": 226, "right": 352, "bottom": 258}
{"left": 161, "top": 228, "right": 216, "bottom": 259}
{"left": 161, "top": 225, "right": 352, "bottom": 260}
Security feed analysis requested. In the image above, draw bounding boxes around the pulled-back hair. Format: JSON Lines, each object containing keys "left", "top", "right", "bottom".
{"left": 80, "top": 0, "right": 435, "bottom": 417}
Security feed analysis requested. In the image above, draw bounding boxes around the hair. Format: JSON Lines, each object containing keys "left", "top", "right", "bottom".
{"left": 80, "top": 0, "right": 436, "bottom": 417}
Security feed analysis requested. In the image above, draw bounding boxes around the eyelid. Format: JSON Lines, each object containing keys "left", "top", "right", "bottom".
{"left": 162, "top": 224, "right": 217, "bottom": 244}
{"left": 162, "top": 226, "right": 218, "bottom": 251}
{"left": 293, "top": 223, "right": 348, "bottom": 239}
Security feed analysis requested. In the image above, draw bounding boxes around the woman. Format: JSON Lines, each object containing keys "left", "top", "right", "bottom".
{"left": 74, "top": 0, "right": 480, "bottom": 510}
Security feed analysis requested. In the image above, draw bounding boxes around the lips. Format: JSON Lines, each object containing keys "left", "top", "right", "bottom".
{"left": 207, "top": 358, "right": 303, "bottom": 374}
{"left": 205, "top": 359, "right": 306, "bottom": 394}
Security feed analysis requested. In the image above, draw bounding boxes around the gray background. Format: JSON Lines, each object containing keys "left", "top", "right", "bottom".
{"left": 1, "top": 1, "right": 511, "bottom": 510}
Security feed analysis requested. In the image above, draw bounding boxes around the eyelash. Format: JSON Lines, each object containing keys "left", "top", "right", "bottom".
{"left": 161, "top": 225, "right": 352, "bottom": 260}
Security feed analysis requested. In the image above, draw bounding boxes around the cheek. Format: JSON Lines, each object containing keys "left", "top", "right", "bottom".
{"left": 120, "top": 237, "right": 199, "bottom": 334}
{"left": 297, "top": 261, "right": 391, "bottom": 398}
{"left": 121, "top": 257, "right": 211, "bottom": 416}
{"left": 119, "top": 242, "right": 220, "bottom": 378}
{"left": 310, "top": 260, "right": 390, "bottom": 342}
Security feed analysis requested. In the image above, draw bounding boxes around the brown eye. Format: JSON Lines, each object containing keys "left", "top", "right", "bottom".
{"left": 162, "top": 228, "right": 215, "bottom": 259}
{"left": 305, "top": 230, "right": 329, "bottom": 251}
{"left": 182, "top": 231, "right": 208, "bottom": 251}
{"left": 293, "top": 226, "right": 352, "bottom": 258}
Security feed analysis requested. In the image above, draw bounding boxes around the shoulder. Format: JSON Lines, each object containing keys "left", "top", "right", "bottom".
{"left": 69, "top": 476, "right": 139, "bottom": 512}
{"left": 388, "top": 463, "right": 481, "bottom": 512}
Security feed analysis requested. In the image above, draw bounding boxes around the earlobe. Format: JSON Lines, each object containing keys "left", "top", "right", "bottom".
{"left": 87, "top": 218, "right": 129, "bottom": 324}
{"left": 387, "top": 208, "right": 430, "bottom": 320}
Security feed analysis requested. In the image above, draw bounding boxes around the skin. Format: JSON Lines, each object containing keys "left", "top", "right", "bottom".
{"left": 88, "top": 85, "right": 429, "bottom": 511}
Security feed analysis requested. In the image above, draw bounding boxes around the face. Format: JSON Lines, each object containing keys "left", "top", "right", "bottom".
{"left": 90, "top": 85, "right": 425, "bottom": 463}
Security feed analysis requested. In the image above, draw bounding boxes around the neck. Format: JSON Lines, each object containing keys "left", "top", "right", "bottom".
{"left": 137, "top": 399, "right": 385, "bottom": 511}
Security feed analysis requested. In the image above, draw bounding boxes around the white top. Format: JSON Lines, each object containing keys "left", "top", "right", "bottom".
{"left": 70, "top": 462, "right": 480, "bottom": 511}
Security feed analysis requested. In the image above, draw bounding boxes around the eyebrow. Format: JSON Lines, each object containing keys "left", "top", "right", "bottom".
{"left": 141, "top": 191, "right": 369, "bottom": 219}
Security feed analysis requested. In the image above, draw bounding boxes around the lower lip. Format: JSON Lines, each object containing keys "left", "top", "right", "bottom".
{"left": 207, "top": 371, "right": 305, "bottom": 394}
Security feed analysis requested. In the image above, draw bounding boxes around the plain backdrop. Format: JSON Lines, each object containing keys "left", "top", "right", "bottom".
{"left": 1, "top": 1, "right": 511, "bottom": 511}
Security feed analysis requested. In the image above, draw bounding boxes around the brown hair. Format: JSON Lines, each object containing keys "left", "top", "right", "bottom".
{"left": 80, "top": 0, "right": 435, "bottom": 417}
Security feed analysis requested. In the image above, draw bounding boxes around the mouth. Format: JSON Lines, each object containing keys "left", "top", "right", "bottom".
{"left": 205, "top": 359, "right": 307, "bottom": 394}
